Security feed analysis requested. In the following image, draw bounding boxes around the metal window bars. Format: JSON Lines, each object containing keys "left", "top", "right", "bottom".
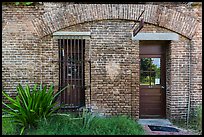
{"left": 58, "top": 39, "right": 85, "bottom": 109}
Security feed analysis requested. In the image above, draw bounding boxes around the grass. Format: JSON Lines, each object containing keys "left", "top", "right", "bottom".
{"left": 2, "top": 117, "right": 18, "bottom": 135}
{"left": 171, "top": 106, "right": 202, "bottom": 135}
{"left": 2, "top": 113, "right": 145, "bottom": 135}
{"left": 171, "top": 118, "right": 200, "bottom": 134}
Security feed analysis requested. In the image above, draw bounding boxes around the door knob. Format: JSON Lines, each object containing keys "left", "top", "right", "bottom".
{"left": 161, "top": 86, "right": 165, "bottom": 89}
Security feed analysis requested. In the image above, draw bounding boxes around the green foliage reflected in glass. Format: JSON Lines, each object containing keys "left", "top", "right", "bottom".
{"left": 140, "top": 58, "right": 161, "bottom": 85}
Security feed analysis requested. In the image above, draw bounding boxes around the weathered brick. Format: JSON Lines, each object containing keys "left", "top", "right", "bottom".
{"left": 2, "top": 2, "right": 202, "bottom": 121}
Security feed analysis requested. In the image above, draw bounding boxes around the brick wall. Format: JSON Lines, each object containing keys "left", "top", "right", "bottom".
{"left": 2, "top": 5, "right": 43, "bottom": 98}
{"left": 2, "top": 3, "right": 202, "bottom": 120}
{"left": 168, "top": 39, "right": 191, "bottom": 120}
{"left": 32, "top": 4, "right": 198, "bottom": 39}
{"left": 52, "top": 20, "right": 137, "bottom": 117}
{"left": 88, "top": 20, "right": 134, "bottom": 116}
{"left": 190, "top": 5, "right": 202, "bottom": 115}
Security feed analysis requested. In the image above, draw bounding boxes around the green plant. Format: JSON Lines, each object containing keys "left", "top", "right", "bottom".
{"left": 2, "top": 2, "right": 35, "bottom": 6}
{"left": 25, "top": 114, "right": 145, "bottom": 135}
{"left": 87, "top": 115, "right": 145, "bottom": 135}
{"left": 196, "top": 105, "right": 202, "bottom": 134}
{"left": 2, "top": 117, "right": 18, "bottom": 135}
{"left": 15, "top": 2, "right": 34, "bottom": 6}
{"left": 2, "top": 83, "right": 69, "bottom": 135}
{"left": 171, "top": 107, "right": 202, "bottom": 135}
{"left": 81, "top": 108, "right": 95, "bottom": 129}
{"left": 26, "top": 114, "right": 83, "bottom": 135}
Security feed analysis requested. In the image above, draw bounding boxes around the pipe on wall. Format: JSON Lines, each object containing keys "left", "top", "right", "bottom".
{"left": 187, "top": 40, "right": 192, "bottom": 127}
{"left": 40, "top": 39, "right": 43, "bottom": 85}
{"left": 88, "top": 39, "right": 92, "bottom": 112}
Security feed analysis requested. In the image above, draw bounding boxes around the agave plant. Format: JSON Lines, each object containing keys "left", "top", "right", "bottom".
{"left": 2, "top": 83, "right": 69, "bottom": 135}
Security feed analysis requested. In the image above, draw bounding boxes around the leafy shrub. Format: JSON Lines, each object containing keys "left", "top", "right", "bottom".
{"left": 2, "top": 83, "right": 69, "bottom": 135}
{"left": 196, "top": 105, "right": 202, "bottom": 134}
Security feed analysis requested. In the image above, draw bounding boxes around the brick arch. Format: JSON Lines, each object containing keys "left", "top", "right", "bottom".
{"left": 32, "top": 4, "right": 198, "bottom": 39}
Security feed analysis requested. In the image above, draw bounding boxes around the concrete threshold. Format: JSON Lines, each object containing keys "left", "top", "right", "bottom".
{"left": 138, "top": 119, "right": 173, "bottom": 126}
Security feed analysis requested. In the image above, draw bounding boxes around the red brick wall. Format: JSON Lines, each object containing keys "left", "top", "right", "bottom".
{"left": 190, "top": 5, "right": 202, "bottom": 115}
{"left": 168, "top": 39, "right": 191, "bottom": 120}
{"left": 2, "top": 5, "right": 43, "bottom": 97}
{"left": 45, "top": 20, "right": 138, "bottom": 117}
{"left": 2, "top": 3, "right": 202, "bottom": 120}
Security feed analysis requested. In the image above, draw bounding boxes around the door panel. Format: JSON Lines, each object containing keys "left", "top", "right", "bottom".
{"left": 139, "top": 45, "right": 166, "bottom": 118}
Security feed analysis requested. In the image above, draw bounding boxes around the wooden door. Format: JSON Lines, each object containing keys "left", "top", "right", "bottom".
{"left": 139, "top": 42, "right": 167, "bottom": 118}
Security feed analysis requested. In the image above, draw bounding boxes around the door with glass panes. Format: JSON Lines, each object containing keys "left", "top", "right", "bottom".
{"left": 139, "top": 44, "right": 166, "bottom": 118}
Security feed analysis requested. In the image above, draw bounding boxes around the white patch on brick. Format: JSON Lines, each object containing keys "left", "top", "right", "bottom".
{"left": 106, "top": 59, "right": 121, "bottom": 81}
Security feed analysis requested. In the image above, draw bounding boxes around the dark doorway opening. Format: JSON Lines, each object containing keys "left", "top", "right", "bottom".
{"left": 58, "top": 39, "right": 85, "bottom": 110}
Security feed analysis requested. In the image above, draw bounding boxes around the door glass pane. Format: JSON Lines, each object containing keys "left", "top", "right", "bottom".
{"left": 140, "top": 72, "right": 150, "bottom": 85}
{"left": 140, "top": 58, "right": 161, "bottom": 85}
{"left": 140, "top": 58, "right": 151, "bottom": 71}
{"left": 151, "top": 58, "right": 160, "bottom": 71}
{"left": 151, "top": 58, "right": 160, "bottom": 85}
{"left": 150, "top": 71, "right": 160, "bottom": 85}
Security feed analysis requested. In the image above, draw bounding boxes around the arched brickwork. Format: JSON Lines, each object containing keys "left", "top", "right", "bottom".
{"left": 31, "top": 4, "right": 198, "bottom": 39}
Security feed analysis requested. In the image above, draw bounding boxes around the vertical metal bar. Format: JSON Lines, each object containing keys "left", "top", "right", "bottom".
{"left": 73, "top": 38, "right": 75, "bottom": 107}
{"left": 74, "top": 39, "right": 76, "bottom": 107}
{"left": 61, "top": 38, "right": 64, "bottom": 105}
{"left": 67, "top": 39, "right": 70, "bottom": 106}
{"left": 63, "top": 39, "right": 66, "bottom": 105}
{"left": 58, "top": 39, "right": 62, "bottom": 104}
{"left": 82, "top": 39, "right": 85, "bottom": 106}
{"left": 88, "top": 40, "right": 91, "bottom": 108}
{"left": 73, "top": 39, "right": 76, "bottom": 107}
{"left": 66, "top": 38, "right": 68, "bottom": 105}
{"left": 74, "top": 39, "right": 77, "bottom": 107}
{"left": 77, "top": 39, "right": 80, "bottom": 106}
{"left": 80, "top": 39, "right": 83, "bottom": 106}
{"left": 73, "top": 39, "right": 75, "bottom": 107}
{"left": 80, "top": 39, "right": 82, "bottom": 106}
{"left": 70, "top": 38, "right": 72, "bottom": 106}
{"left": 76, "top": 39, "right": 78, "bottom": 107}
{"left": 62, "top": 38, "right": 66, "bottom": 104}
{"left": 66, "top": 39, "right": 68, "bottom": 105}
{"left": 149, "top": 58, "right": 151, "bottom": 86}
{"left": 61, "top": 39, "right": 64, "bottom": 104}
